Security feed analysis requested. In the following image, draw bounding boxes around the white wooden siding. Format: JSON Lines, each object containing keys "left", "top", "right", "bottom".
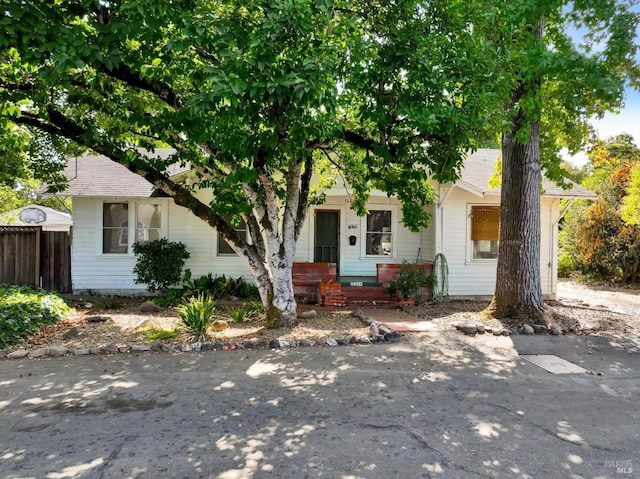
{"left": 435, "top": 189, "right": 558, "bottom": 297}
{"left": 70, "top": 189, "right": 559, "bottom": 297}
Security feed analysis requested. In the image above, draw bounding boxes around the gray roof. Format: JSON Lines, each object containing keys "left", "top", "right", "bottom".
{"left": 458, "top": 149, "right": 597, "bottom": 199}
{"left": 61, "top": 150, "right": 185, "bottom": 197}
{"left": 61, "top": 147, "right": 596, "bottom": 200}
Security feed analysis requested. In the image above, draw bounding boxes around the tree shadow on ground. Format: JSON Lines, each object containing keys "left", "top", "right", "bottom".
{"left": 0, "top": 332, "right": 638, "bottom": 478}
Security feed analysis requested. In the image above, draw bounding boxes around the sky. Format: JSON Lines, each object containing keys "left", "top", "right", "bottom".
{"left": 566, "top": 88, "right": 640, "bottom": 166}
{"left": 563, "top": 2, "right": 640, "bottom": 166}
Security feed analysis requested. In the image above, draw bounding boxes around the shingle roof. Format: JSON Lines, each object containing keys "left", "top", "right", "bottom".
{"left": 61, "top": 149, "right": 185, "bottom": 197}
{"left": 459, "top": 149, "right": 597, "bottom": 199}
{"left": 60, "top": 147, "right": 596, "bottom": 200}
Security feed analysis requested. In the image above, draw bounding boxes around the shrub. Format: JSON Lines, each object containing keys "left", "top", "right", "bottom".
{"left": 133, "top": 239, "right": 190, "bottom": 293}
{"left": 177, "top": 293, "right": 215, "bottom": 342}
{"left": 227, "top": 306, "right": 249, "bottom": 323}
{"left": 182, "top": 270, "right": 259, "bottom": 300}
{"left": 0, "top": 285, "right": 72, "bottom": 348}
{"left": 151, "top": 288, "right": 182, "bottom": 307}
{"left": 385, "top": 262, "right": 429, "bottom": 299}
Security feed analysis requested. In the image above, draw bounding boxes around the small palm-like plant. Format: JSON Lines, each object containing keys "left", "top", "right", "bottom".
{"left": 177, "top": 293, "right": 215, "bottom": 342}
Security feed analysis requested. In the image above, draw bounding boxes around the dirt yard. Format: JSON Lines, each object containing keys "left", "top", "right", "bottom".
{"left": 22, "top": 280, "right": 640, "bottom": 352}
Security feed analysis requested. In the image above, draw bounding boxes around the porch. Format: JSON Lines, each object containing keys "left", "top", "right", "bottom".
{"left": 292, "top": 262, "right": 433, "bottom": 306}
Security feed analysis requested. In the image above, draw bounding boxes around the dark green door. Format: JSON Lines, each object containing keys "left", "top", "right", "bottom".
{"left": 314, "top": 210, "right": 339, "bottom": 266}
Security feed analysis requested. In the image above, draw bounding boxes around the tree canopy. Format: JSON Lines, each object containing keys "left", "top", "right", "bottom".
{"left": 1, "top": 0, "right": 507, "bottom": 325}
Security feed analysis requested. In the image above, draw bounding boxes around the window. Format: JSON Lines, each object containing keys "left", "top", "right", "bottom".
{"left": 136, "top": 204, "right": 162, "bottom": 243}
{"left": 366, "top": 210, "right": 392, "bottom": 256}
{"left": 102, "top": 202, "right": 163, "bottom": 254}
{"left": 471, "top": 205, "right": 500, "bottom": 259}
{"left": 103, "top": 203, "right": 129, "bottom": 254}
{"left": 217, "top": 217, "right": 247, "bottom": 255}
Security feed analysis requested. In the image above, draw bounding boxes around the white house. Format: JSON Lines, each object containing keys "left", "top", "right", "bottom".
{"left": 60, "top": 149, "right": 595, "bottom": 299}
{"left": 0, "top": 205, "right": 72, "bottom": 232}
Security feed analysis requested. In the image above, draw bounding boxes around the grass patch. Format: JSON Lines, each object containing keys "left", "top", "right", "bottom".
{"left": 0, "top": 285, "right": 72, "bottom": 348}
{"left": 138, "top": 327, "right": 181, "bottom": 341}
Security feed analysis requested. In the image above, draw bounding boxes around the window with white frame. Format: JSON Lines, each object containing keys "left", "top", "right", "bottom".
{"left": 102, "top": 202, "right": 163, "bottom": 254}
{"left": 365, "top": 210, "right": 392, "bottom": 256}
{"left": 103, "top": 203, "right": 129, "bottom": 254}
{"left": 470, "top": 205, "right": 500, "bottom": 259}
{"left": 217, "top": 217, "right": 247, "bottom": 255}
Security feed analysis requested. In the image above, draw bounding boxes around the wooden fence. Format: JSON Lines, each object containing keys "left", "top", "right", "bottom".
{"left": 0, "top": 226, "right": 71, "bottom": 293}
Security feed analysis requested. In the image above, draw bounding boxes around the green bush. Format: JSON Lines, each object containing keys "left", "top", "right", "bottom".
{"left": 177, "top": 293, "right": 216, "bottom": 342}
{"left": 0, "top": 285, "right": 72, "bottom": 348}
{"left": 182, "top": 270, "right": 259, "bottom": 300}
{"left": 133, "top": 239, "right": 190, "bottom": 293}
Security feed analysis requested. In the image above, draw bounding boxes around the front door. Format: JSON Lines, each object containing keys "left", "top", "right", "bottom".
{"left": 314, "top": 210, "right": 339, "bottom": 268}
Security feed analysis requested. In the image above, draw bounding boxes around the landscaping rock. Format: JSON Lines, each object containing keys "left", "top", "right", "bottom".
{"left": 523, "top": 324, "right": 535, "bottom": 335}
{"left": 101, "top": 343, "right": 119, "bottom": 354}
{"left": 533, "top": 324, "right": 549, "bottom": 334}
{"left": 384, "top": 332, "right": 402, "bottom": 342}
{"left": 550, "top": 324, "right": 563, "bottom": 336}
{"left": 358, "top": 336, "right": 371, "bottom": 344}
{"left": 139, "top": 301, "right": 162, "bottom": 313}
{"left": 369, "top": 323, "right": 379, "bottom": 336}
{"left": 85, "top": 316, "right": 109, "bottom": 323}
{"left": 300, "top": 339, "right": 314, "bottom": 347}
{"left": 48, "top": 346, "right": 68, "bottom": 357}
{"left": 475, "top": 324, "right": 486, "bottom": 334}
{"left": 242, "top": 341, "right": 254, "bottom": 350}
{"left": 269, "top": 339, "right": 282, "bottom": 349}
{"left": 289, "top": 340, "right": 299, "bottom": 348}
{"left": 74, "top": 349, "right": 91, "bottom": 356}
{"left": 89, "top": 347, "right": 102, "bottom": 355}
{"left": 361, "top": 316, "right": 375, "bottom": 326}
{"left": 161, "top": 344, "right": 173, "bottom": 352}
{"left": 28, "top": 348, "right": 48, "bottom": 359}
{"left": 150, "top": 342, "right": 164, "bottom": 351}
{"left": 456, "top": 324, "right": 477, "bottom": 336}
{"left": 375, "top": 334, "right": 386, "bottom": 342}
{"left": 492, "top": 328, "right": 505, "bottom": 336}
{"left": 7, "top": 349, "right": 28, "bottom": 359}
{"left": 84, "top": 302, "right": 93, "bottom": 309}
{"left": 201, "top": 343, "right": 215, "bottom": 351}
{"left": 349, "top": 336, "right": 358, "bottom": 345}
{"left": 378, "top": 324, "right": 393, "bottom": 335}
{"left": 118, "top": 346, "right": 129, "bottom": 353}
{"left": 211, "top": 320, "right": 229, "bottom": 332}
{"left": 182, "top": 344, "right": 192, "bottom": 352}
{"left": 131, "top": 345, "right": 151, "bottom": 352}
{"left": 299, "top": 310, "right": 317, "bottom": 319}
{"left": 211, "top": 343, "right": 224, "bottom": 351}
{"left": 280, "top": 341, "right": 291, "bottom": 348}
{"left": 325, "top": 338, "right": 338, "bottom": 346}
{"left": 336, "top": 338, "right": 350, "bottom": 346}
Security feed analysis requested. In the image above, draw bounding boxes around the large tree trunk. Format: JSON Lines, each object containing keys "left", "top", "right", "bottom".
{"left": 486, "top": 12, "right": 546, "bottom": 325}
{"left": 487, "top": 105, "right": 544, "bottom": 324}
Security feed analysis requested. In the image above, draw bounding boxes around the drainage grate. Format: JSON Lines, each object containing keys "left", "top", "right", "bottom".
{"left": 520, "top": 355, "right": 588, "bottom": 374}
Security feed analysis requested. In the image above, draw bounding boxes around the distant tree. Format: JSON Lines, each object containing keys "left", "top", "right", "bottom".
{"left": 0, "top": 130, "right": 72, "bottom": 213}
{"left": 562, "top": 135, "right": 640, "bottom": 283}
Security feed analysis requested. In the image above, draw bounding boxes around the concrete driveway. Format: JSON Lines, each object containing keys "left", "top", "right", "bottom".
{"left": 1, "top": 331, "right": 638, "bottom": 479}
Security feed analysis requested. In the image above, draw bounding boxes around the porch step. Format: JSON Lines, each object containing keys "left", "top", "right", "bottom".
{"left": 341, "top": 285, "right": 393, "bottom": 305}
{"left": 338, "top": 276, "right": 379, "bottom": 287}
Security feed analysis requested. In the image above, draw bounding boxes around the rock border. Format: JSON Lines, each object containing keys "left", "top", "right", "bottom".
{"left": 0, "top": 311, "right": 406, "bottom": 360}
{"left": 453, "top": 322, "right": 564, "bottom": 337}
